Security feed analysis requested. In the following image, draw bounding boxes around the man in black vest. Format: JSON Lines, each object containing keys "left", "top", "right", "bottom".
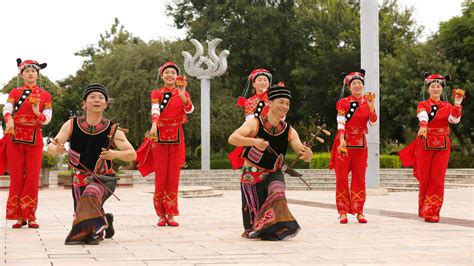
{"left": 47, "top": 84, "right": 136, "bottom": 245}
{"left": 228, "top": 82, "right": 313, "bottom": 240}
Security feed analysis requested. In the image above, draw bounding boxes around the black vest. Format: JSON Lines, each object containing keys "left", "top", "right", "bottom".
{"left": 242, "top": 116, "right": 290, "bottom": 170}
{"left": 68, "top": 116, "right": 114, "bottom": 172}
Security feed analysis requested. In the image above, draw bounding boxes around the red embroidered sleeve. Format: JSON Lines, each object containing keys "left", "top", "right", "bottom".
{"left": 336, "top": 98, "right": 349, "bottom": 115}
{"left": 336, "top": 98, "right": 349, "bottom": 133}
{"left": 151, "top": 90, "right": 162, "bottom": 123}
{"left": 451, "top": 104, "right": 462, "bottom": 118}
{"left": 4, "top": 113, "right": 12, "bottom": 123}
{"left": 151, "top": 89, "right": 161, "bottom": 104}
{"left": 37, "top": 113, "right": 47, "bottom": 123}
{"left": 42, "top": 92, "right": 52, "bottom": 109}
{"left": 419, "top": 120, "right": 427, "bottom": 128}
{"left": 183, "top": 91, "right": 193, "bottom": 113}
{"left": 416, "top": 101, "right": 428, "bottom": 114}
{"left": 369, "top": 110, "right": 378, "bottom": 123}
{"left": 6, "top": 89, "right": 17, "bottom": 104}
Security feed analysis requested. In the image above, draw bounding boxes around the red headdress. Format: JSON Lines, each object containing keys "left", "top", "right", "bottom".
{"left": 237, "top": 68, "right": 273, "bottom": 107}
{"left": 343, "top": 69, "right": 365, "bottom": 87}
{"left": 159, "top": 61, "right": 180, "bottom": 76}
{"left": 424, "top": 73, "right": 450, "bottom": 87}
{"left": 339, "top": 69, "right": 365, "bottom": 99}
{"left": 17, "top": 58, "right": 47, "bottom": 73}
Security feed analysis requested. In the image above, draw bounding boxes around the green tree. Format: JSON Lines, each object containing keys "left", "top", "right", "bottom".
{"left": 63, "top": 18, "right": 241, "bottom": 157}
{"left": 167, "top": 0, "right": 424, "bottom": 149}
{"left": 166, "top": 0, "right": 307, "bottom": 120}
{"left": 381, "top": 0, "right": 473, "bottom": 153}
{"left": 379, "top": 40, "right": 455, "bottom": 144}
{"left": 437, "top": 0, "right": 474, "bottom": 145}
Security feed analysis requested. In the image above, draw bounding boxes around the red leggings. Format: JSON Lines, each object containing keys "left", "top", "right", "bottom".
{"left": 415, "top": 139, "right": 450, "bottom": 219}
{"left": 334, "top": 148, "right": 368, "bottom": 214}
{"left": 6, "top": 140, "right": 43, "bottom": 220}
{"left": 152, "top": 143, "right": 183, "bottom": 216}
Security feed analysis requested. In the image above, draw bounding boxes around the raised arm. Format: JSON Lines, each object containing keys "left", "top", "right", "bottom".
{"left": 448, "top": 91, "right": 464, "bottom": 124}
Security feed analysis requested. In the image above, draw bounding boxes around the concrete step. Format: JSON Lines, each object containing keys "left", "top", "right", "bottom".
{"left": 145, "top": 186, "right": 224, "bottom": 198}
{"left": 45, "top": 169, "right": 473, "bottom": 192}
{"left": 181, "top": 192, "right": 224, "bottom": 198}
{"left": 180, "top": 180, "right": 337, "bottom": 185}
{"left": 131, "top": 169, "right": 474, "bottom": 178}
{"left": 165, "top": 174, "right": 473, "bottom": 180}
{"left": 178, "top": 186, "right": 213, "bottom": 196}
{"left": 383, "top": 187, "right": 419, "bottom": 192}
{"left": 380, "top": 182, "right": 474, "bottom": 188}
{"left": 178, "top": 186, "right": 223, "bottom": 198}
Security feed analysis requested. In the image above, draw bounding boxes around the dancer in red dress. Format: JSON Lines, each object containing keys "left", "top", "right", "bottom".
{"left": 398, "top": 73, "right": 463, "bottom": 223}
{"left": 236, "top": 68, "right": 272, "bottom": 120}
{"left": 329, "top": 70, "right": 377, "bottom": 224}
{"left": 3, "top": 58, "right": 51, "bottom": 229}
{"left": 229, "top": 69, "right": 273, "bottom": 169}
{"left": 148, "top": 61, "right": 194, "bottom": 227}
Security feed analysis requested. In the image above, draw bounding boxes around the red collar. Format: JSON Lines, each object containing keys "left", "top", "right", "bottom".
{"left": 21, "top": 84, "right": 38, "bottom": 90}
{"left": 260, "top": 115, "right": 286, "bottom": 135}
{"left": 429, "top": 98, "right": 442, "bottom": 104}
{"left": 349, "top": 95, "right": 364, "bottom": 102}
{"left": 255, "top": 90, "right": 267, "bottom": 99}
{"left": 162, "top": 86, "right": 177, "bottom": 92}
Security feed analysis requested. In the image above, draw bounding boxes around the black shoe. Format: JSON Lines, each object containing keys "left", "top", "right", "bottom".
{"left": 85, "top": 237, "right": 100, "bottom": 245}
{"left": 105, "top": 213, "right": 115, "bottom": 239}
{"left": 260, "top": 233, "right": 280, "bottom": 241}
{"left": 65, "top": 239, "right": 85, "bottom": 245}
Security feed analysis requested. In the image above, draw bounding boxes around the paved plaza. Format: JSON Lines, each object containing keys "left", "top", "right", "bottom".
{"left": 1, "top": 184, "right": 473, "bottom": 265}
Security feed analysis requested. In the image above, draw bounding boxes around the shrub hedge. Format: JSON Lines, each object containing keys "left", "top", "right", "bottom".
{"left": 189, "top": 151, "right": 473, "bottom": 169}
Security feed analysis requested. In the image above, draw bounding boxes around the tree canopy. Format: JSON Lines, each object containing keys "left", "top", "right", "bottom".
{"left": 1, "top": 0, "right": 472, "bottom": 161}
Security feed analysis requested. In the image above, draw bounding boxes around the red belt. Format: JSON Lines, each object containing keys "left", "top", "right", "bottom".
{"left": 428, "top": 127, "right": 450, "bottom": 135}
{"left": 345, "top": 126, "right": 368, "bottom": 135}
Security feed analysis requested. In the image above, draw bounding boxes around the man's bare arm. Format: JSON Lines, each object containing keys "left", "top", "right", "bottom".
{"left": 46, "top": 119, "right": 71, "bottom": 156}
{"left": 228, "top": 118, "right": 268, "bottom": 150}
{"left": 99, "top": 130, "right": 137, "bottom": 161}
{"left": 288, "top": 127, "right": 313, "bottom": 162}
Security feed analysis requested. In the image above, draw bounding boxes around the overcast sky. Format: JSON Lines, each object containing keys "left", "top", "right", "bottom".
{"left": 0, "top": 0, "right": 466, "bottom": 87}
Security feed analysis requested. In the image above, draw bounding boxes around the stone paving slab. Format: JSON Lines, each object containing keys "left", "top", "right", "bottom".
{"left": 1, "top": 185, "right": 473, "bottom": 265}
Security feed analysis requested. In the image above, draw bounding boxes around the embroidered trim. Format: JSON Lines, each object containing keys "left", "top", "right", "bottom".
{"left": 424, "top": 136, "right": 447, "bottom": 150}
{"left": 346, "top": 135, "right": 366, "bottom": 149}
{"left": 13, "top": 89, "right": 32, "bottom": 111}
{"left": 157, "top": 128, "right": 181, "bottom": 144}
{"left": 345, "top": 101, "right": 359, "bottom": 123}
{"left": 428, "top": 104, "right": 438, "bottom": 122}
{"left": 69, "top": 148, "right": 81, "bottom": 166}
{"left": 12, "top": 128, "right": 37, "bottom": 145}
{"left": 247, "top": 147, "right": 264, "bottom": 163}
{"left": 159, "top": 92, "right": 172, "bottom": 112}
{"left": 77, "top": 116, "right": 111, "bottom": 135}
{"left": 259, "top": 115, "right": 287, "bottom": 136}
{"left": 253, "top": 100, "right": 266, "bottom": 117}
